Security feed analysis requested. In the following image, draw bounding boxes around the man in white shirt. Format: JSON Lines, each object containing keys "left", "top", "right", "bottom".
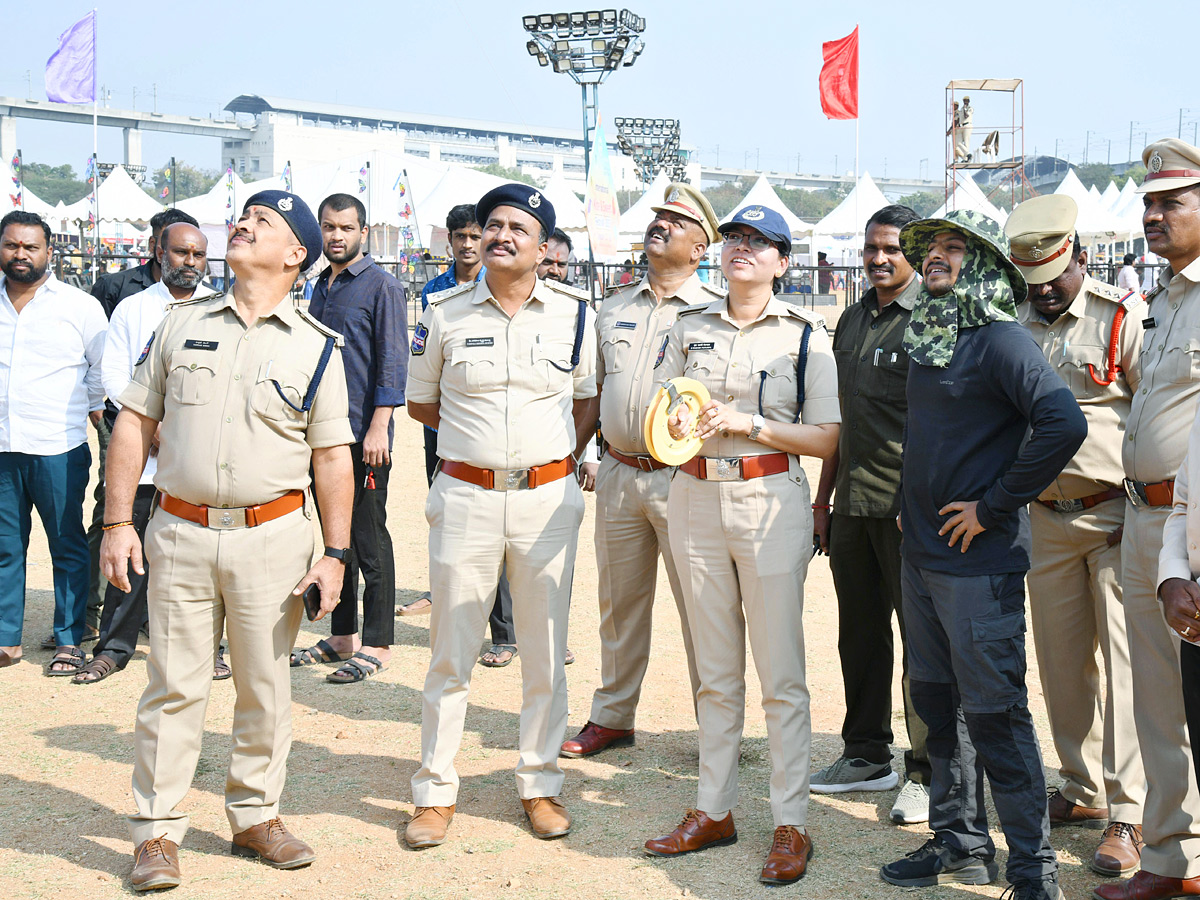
{"left": 74, "top": 223, "right": 214, "bottom": 683}
{"left": 1118, "top": 254, "right": 1141, "bottom": 293}
{"left": 0, "top": 211, "right": 106, "bottom": 673}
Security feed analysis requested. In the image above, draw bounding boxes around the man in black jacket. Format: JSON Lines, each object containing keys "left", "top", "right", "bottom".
{"left": 879, "top": 210, "right": 1086, "bottom": 900}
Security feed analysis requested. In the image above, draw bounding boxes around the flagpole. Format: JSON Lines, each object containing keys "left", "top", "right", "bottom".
{"left": 853, "top": 24, "right": 860, "bottom": 277}
{"left": 91, "top": 9, "right": 98, "bottom": 276}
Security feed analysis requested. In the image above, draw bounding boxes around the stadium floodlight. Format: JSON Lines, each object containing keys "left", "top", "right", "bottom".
{"left": 615, "top": 116, "right": 687, "bottom": 185}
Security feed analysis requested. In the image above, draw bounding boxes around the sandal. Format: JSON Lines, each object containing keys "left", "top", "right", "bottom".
{"left": 72, "top": 653, "right": 119, "bottom": 684}
{"left": 564, "top": 648, "right": 576, "bottom": 666}
{"left": 479, "top": 644, "right": 517, "bottom": 668}
{"left": 326, "top": 652, "right": 385, "bottom": 684}
{"left": 397, "top": 595, "right": 432, "bottom": 616}
{"left": 45, "top": 645, "right": 85, "bottom": 677}
{"left": 290, "top": 638, "right": 351, "bottom": 667}
{"left": 0, "top": 649, "right": 21, "bottom": 668}
{"left": 213, "top": 647, "right": 232, "bottom": 681}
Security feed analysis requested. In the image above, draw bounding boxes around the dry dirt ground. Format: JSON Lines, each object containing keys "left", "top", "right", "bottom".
{"left": 0, "top": 414, "right": 1110, "bottom": 899}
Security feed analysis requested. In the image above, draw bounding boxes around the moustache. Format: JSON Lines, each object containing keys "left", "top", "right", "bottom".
{"left": 647, "top": 226, "right": 668, "bottom": 242}
{"left": 486, "top": 241, "right": 512, "bottom": 254}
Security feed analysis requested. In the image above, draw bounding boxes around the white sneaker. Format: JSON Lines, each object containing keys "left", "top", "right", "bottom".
{"left": 890, "top": 779, "right": 930, "bottom": 824}
{"left": 809, "top": 757, "right": 899, "bottom": 794}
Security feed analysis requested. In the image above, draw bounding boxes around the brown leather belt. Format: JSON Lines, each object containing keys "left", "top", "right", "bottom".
{"left": 159, "top": 489, "right": 304, "bottom": 529}
{"left": 678, "top": 452, "right": 790, "bottom": 482}
{"left": 1037, "top": 486, "right": 1125, "bottom": 514}
{"left": 1124, "top": 478, "right": 1176, "bottom": 508}
{"left": 608, "top": 446, "right": 670, "bottom": 472}
{"left": 440, "top": 457, "right": 575, "bottom": 491}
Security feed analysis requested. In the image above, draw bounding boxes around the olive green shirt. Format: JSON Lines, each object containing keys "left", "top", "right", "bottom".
{"left": 830, "top": 276, "right": 921, "bottom": 517}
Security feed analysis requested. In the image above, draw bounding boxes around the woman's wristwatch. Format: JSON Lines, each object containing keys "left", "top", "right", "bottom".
{"left": 748, "top": 414, "right": 765, "bottom": 441}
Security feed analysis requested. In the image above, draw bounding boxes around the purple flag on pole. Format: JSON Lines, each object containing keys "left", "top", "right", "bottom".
{"left": 45, "top": 11, "right": 96, "bottom": 104}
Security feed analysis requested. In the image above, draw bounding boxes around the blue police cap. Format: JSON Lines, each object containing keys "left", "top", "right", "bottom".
{"left": 475, "top": 183, "right": 556, "bottom": 239}
{"left": 718, "top": 205, "right": 792, "bottom": 255}
{"left": 243, "top": 190, "right": 323, "bottom": 272}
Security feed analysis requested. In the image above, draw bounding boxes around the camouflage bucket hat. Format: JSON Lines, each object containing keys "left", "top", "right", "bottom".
{"left": 899, "top": 209, "right": 1027, "bottom": 298}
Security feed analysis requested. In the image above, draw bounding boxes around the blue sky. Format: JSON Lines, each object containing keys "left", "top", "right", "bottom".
{"left": 6, "top": 1, "right": 1196, "bottom": 181}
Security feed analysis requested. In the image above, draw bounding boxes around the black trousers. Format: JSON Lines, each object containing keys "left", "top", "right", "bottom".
{"left": 85, "top": 414, "right": 112, "bottom": 631}
{"left": 829, "top": 512, "right": 931, "bottom": 783}
{"left": 94, "top": 483, "right": 157, "bottom": 668}
{"left": 330, "top": 443, "right": 396, "bottom": 647}
{"left": 423, "top": 427, "right": 439, "bottom": 487}
{"left": 1181, "top": 639, "right": 1200, "bottom": 787}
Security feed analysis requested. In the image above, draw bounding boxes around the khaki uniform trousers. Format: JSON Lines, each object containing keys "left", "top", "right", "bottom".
{"left": 1121, "top": 502, "right": 1200, "bottom": 878}
{"left": 412, "top": 474, "right": 583, "bottom": 807}
{"left": 668, "top": 468, "right": 812, "bottom": 827}
{"left": 128, "top": 506, "right": 312, "bottom": 844}
{"left": 590, "top": 453, "right": 699, "bottom": 730}
{"left": 1028, "top": 500, "right": 1144, "bottom": 824}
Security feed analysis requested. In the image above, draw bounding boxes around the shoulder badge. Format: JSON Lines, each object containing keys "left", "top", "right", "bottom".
{"left": 296, "top": 307, "right": 346, "bottom": 347}
{"left": 542, "top": 279, "right": 590, "bottom": 302}
{"left": 134, "top": 330, "right": 155, "bottom": 366}
{"left": 166, "top": 290, "right": 223, "bottom": 311}
{"left": 1090, "top": 280, "right": 1126, "bottom": 302}
{"left": 427, "top": 281, "right": 474, "bottom": 305}
{"left": 677, "top": 302, "right": 710, "bottom": 318}
{"left": 781, "top": 302, "right": 827, "bottom": 330}
{"left": 699, "top": 282, "right": 726, "bottom": 300}
{"left": 411, "top": 322, "right": 429, "bottom": 356}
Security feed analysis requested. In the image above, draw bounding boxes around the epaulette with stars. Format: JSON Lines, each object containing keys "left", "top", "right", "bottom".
{"left": 296, "top": 307, "right": 346, "bottom": 347}
{"left": 427, "top": 281, "right": 474, "bottom": 305}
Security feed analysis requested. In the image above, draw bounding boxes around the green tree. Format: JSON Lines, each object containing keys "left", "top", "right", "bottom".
{"left": 145, "top": 163, "right": 220, "bottom": 202}
{"left": 1075, "top": 162, "right": 1116, "bottom": 191}
{"left": 897, "top": 191, "right": 944, "bottom": 217}
{"left": 474, "top": 164, "right": 537, "bottom": 186}
{"left": 20, "top": 162, "right": 91, "bottom": 205}
{"left": 1119, "top": 164, "right": 1147, "bottom": 189}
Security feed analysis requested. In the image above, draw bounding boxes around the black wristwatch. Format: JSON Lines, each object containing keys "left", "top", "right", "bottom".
{"left": 323, "top": 546, "right": 351, "bottom": 564}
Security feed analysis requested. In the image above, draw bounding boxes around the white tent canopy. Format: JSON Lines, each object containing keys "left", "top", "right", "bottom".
{"left": 720, "top": 176, "right": 812, "bottom": 239}
{"left": 812, "top": 171, "right": 890, "bottom": 239}
{"left": 616, "top": 172, "right": 672, "bottom": 246}
{"left": 63, "top": 165, "right": 164, "bottom": 226}
{"left": 932, "top": 170, "right": 1007, "bottom": 224}
{"left": 1053, "top": 168, "right": 1127, "bottom": 237}
{"left": 1100, "top": 180, "right": 1121, "bottom": 211}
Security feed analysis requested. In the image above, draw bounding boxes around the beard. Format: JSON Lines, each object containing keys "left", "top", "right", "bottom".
{"left": 162, "top": 261, "right": 203, "bottom": 290}
{"left": 324, "top": 237, "right": 361, "bottom": 264}
{"left": 1, "top": 258, "right": 47, "bottom": 283}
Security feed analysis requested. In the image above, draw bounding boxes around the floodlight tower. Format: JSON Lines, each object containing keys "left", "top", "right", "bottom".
{"left": 614, "top": 118, "right": 685, "bottom": 186}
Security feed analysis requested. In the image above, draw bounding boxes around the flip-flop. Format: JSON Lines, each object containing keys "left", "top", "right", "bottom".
{"left": 72, "top": 653, "right": 119, "bottom": 684}
{"left": 0, "top": 650, "right": 21, "bottom": 668}
{"left": 45, "top": 646, "right": 85, "bottom": 677}
{"left": 397, "top": 595, "right": 432, "bottom": 617}
{"left": 479, "top": 644, "right": 518, "bottom": 668}
{"left": 564, "top": 648, "right": 576, "bottom": 666}
{"left": 213, "top": 651, "right": 232, "bottom": 681}
{"left": 290, "top": 638, "right": 351, "bottom": 667}
{"left": 326, "top": 652, "right": 385, "bottom": 684}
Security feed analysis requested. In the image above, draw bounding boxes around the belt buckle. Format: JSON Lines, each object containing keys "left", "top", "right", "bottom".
{"left": 210, "top": 506, "right": 247, "bottom": 529}
{"left": 495, "top": 469, "right": 528, "bottom": 492}
{"left": 637, "top": 455, "right": 656, "bottom": 472}
{"left": 1123, "top": 478, "right": 1144, "bottom": 508}
{"left": 704, "top": 457, "right": 743, "bottom": 481}
{"left": 1051, "top": 499, "right": 1082, "bottom": 513}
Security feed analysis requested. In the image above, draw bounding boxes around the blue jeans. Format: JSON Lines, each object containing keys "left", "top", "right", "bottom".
{"left": 902, "top": 560, "right": 1057, "bottom": 885}
{"left": 0, "top": 445, "right": 91, "bottom": 647}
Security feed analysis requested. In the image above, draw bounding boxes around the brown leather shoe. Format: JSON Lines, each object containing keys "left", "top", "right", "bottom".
{"left": 645, "top": 809, "right": 737, "bottom": 857}
{"left": 1092, "top": 823, "right": 1144, "bottom": 877}
{"left": 1093, "top": 871, "right": 1200, "bottom": 899}
{"left": 760, "top": 825, "right": 814, "bottom": 884}
{"left": 522, "top": 796, "right": 571, "bottom": 839}
{"left": 230, "top": 818, "right": 315, "bottom": 869}
{"left": 405, "top": 805, "right": 455, "bottom": 848}
{"left": 1048, "top": 788, "right": 1107, "bottom": 827}
{"left": 130, "top": 836, "right": 181, "bottom": 892}
{"left": 560, "top": 721, "right": 635, "bottom": 758}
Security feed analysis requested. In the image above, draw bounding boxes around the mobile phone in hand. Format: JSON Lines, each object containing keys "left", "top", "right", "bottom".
{"left": 300, "top": 583, "right": 322, "bottom": 621}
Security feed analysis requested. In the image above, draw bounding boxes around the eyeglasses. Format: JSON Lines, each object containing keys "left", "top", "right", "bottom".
{"left": 722, "top": 231, "right": 775, "bottom": 252}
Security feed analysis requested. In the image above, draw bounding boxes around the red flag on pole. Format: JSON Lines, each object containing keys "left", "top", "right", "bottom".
{"left": 819, "top": 26, "right": 859, "bottom": 120}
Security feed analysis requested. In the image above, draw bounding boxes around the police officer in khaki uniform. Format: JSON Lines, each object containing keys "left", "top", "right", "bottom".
{"left": 1096, "top": 139, "right": 1200, "bottom": 900}
{"left": 1007, "top": 195, "right": 1147, "bottom": 877}
{"left": 405, "top": 185, "right": 596, "bottom": 848}
{"left": 101, "top": 190, "right": 355, "bottom": 891}
{"left": 560, "top": 183, "right": 721, "bottom": 759}
{"left": 643, "top": 206, "right": 839, "bottom": 886}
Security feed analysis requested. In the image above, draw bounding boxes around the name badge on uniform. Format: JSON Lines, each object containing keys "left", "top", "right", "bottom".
{"left": 614, "top": 321, "right": 637, "bottom": 330}
{"left": 688, "top": 342, "right": 716, "bottom": 351}
{"left": 183, "top": 339, "right": 218, "bottom": 351}
{"left": 465, "top": 337, "right": 495, "bottom": 347}
{"left": 134, "top": 331, "right": 155, "bottom": 366}
{"left": 1143, "top": 316, "right": 1157, "bottom": 329}
{"left": 411, "top": 322, "right": 428, "bottom": 356}
{"left": 654, "top": 335, "right": 669, "bottom": 368}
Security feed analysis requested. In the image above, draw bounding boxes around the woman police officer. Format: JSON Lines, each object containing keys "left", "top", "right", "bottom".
{"left": 642, "top": 205, "right": 840, "bottom": 884}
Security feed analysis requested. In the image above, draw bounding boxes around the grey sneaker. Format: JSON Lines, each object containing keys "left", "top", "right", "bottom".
{"left": 890, "top": 779, "right": 931, "bottom": 824}
{"left": 880, "top": 835, "right": 998, "bottom": 887}
{"left": 810, "top": 756, "right": 898, "bottom": 794}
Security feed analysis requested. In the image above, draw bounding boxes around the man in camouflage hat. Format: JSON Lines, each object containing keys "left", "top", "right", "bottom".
{"left": 1006, "top": 194, "right": 1147, "bottom": 879}
{"left": 1096, "top": 137, "right": 1200, "bottom": 900}
{"left": 879, "top": 209, "right": 1086, "bottom": 900}
{"left": 560, "top": 182, "right": 723, "bottom": 759}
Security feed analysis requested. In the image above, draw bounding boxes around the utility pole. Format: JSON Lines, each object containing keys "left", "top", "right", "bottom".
{"left": 24, "top": 70, "right": 31, "bottom": 100}
{"left": 1181, "top": 108, "right": 1184, "bottom": 138}
{"left": 715, "top": 144, "right": 719, "bottom": 166}
{"left": 1129, "top": 121, "right": 1135, "bottom": 163}
{"left": 132, "top": 87, "right": 138, "bottom": 110}
{"left": 1085, "top": 130, "right": 1090, "bottom": 164}
{"left": 756, "top": 147, "right": 760, "bottom": 170}
{"left": 1055, "top": 138, "right": 1060, "bottom": 160}
{"left": 152, "top": 84, "right": 157, "bottom": 115}
{"left": 1108, "top": 140, "right": 1111, "bottom": 166}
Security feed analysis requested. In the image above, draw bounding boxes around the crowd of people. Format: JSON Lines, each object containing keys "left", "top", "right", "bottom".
{"left": 2, "top": 136, "right": 1200, "bottom": 900}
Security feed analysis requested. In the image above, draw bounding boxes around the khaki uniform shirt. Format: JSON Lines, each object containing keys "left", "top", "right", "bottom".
{"left": 119, "top": 292, "right": 353, "bottom": 508}
{"left": 1019, "top": 275, "right": 1145, "bottom": 500}
{"left": 658, "top": 295, "right": 840, "bottom": 458}
{"left": 597, "top": 273, "right": 723, "bottom": 454}
{"left": 405, "top": 276, "right": 597, "bottom": 470}
{"left": 831, "top": 277, "right": 920, "bottom": 517}
{"left": 1123, "top": 255, "right": 1200, "bottom": 483}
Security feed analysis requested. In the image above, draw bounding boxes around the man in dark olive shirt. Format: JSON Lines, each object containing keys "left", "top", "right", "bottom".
{"left": 879, "top": 210, "right": 1085, "bottom": 900}
{"left": 810, "top": 204, "right": 931, "bottom": 825}
{"left": 292, "top": 193, "right": 408, "bottom": 683}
